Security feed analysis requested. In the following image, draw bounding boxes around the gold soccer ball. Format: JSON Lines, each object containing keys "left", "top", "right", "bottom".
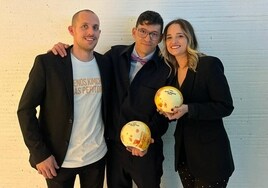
{"left": 154, "top": 86, "right": 183, "bottom": 113}
{"left": 120, "top": 121, "right": 151, "bottom": 151}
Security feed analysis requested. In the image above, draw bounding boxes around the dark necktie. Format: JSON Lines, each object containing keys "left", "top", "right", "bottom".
{"left": 131, "top": 54, "right": 147, "bottom": 65}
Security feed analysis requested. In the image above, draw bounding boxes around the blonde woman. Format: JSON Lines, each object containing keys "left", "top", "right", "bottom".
{"left": 161, "top": 19, "right": 234, "bottom": 188}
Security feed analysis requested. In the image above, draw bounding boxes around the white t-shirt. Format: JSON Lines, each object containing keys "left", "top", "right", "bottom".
{"left": 61, "top": 53, "right": 107, "bottom": 168}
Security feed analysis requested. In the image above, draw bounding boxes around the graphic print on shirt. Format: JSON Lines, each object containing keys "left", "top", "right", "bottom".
{"left": 74, "top": 77, "right": 102, "bottom": 95}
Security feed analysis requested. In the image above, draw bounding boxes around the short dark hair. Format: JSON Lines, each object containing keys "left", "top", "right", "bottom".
{"left": 136, "top": 10, "right": 164, "bottom": 33}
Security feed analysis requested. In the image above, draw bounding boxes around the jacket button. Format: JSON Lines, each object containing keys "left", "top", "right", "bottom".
{"left": 68, "top": 119, "right": 73, "bottom": 124}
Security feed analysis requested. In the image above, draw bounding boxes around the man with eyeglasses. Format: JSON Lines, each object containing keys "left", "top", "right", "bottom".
{"left": 104, "top": 10, "right": 174, "bottom": 188}
{"left": 50, "top": 10, "right": 173, "bottom": 188}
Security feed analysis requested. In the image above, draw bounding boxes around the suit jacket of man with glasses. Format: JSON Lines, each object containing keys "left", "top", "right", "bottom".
{"left": 105, "top": 42, "right": 173, "bottom": 188}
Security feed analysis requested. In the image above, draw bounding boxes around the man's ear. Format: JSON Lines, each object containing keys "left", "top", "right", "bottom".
{"left": 158, "top": 34, "right": 163, "bottom": 43}
{"left": 68, "top": 26, "right": 74, "bottom": 36}
{"left": 132, "top": 27, "right": 136, "bottom": 37}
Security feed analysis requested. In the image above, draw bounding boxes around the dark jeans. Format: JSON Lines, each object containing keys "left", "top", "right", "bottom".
{"left": 46, "top": 157, "right": 105, "bottom": 188}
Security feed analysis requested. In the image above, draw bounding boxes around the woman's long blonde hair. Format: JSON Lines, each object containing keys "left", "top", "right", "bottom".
{"left": 162, "top": 19, "right": 204, "bottom": 73}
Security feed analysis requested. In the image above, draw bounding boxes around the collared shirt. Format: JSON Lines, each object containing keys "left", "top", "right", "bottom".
{"left": 129, "top": 48, "right": 155, "bottom": 82}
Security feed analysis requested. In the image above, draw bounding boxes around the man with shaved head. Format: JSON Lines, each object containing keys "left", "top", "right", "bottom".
{"left": 17, "top": 9, "right": 112, "bottom": 188}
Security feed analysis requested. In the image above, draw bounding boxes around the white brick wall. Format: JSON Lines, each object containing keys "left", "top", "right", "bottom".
{"left": 1, "top": 1, "right": 267, "bottom": 187}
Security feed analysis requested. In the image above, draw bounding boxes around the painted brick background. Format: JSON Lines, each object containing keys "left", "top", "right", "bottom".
{"left": 0, "top": 0, "right": 267, "bottom": 187}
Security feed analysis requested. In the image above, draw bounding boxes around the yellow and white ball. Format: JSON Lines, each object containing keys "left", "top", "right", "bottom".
{"left": 120, "top": 121, "right": 151, "bottom": 151}
{"left": 154, "top": 86, "right": 183, "bottom": 113}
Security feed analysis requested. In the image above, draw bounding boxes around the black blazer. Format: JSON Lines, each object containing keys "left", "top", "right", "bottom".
{"left": 104, "top": 43, "right": 173, "bottom": 143}
{"left": 17, "top": 47, "right": 112, "bottom": 168}
{"left": 174, "top": 56, "right": 234, "bottom": 181}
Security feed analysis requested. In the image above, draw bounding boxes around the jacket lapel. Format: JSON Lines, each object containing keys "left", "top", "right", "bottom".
{"left": 181, "top": 69, "right": 195, "bottom": 103}
{"left": 59, "top": 47, "right": 74, "bottom": 110}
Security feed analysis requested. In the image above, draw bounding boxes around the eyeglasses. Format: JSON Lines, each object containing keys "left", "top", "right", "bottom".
{"left": 136, "top": 28, "right": 160, "bottom": 41}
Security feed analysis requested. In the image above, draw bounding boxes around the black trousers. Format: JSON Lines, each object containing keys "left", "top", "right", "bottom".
{"left": 178, "top": 162, "right": 229, "bottom": 188}
{"left": 106, "top": 141, "right": 164, "bottom": 188}
{"left": 46, "top": 156, "right": 105, "bottom": 188}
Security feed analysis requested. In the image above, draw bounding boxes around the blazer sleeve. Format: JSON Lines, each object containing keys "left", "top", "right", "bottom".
{"left": 149, "top": 112, "right": 169, "bottom": 140}
{"left": 188, "top": 57, "right": 234, "bottom": 120}
{"left": 17, "top": 55, "right": 51, "bottom": 165}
